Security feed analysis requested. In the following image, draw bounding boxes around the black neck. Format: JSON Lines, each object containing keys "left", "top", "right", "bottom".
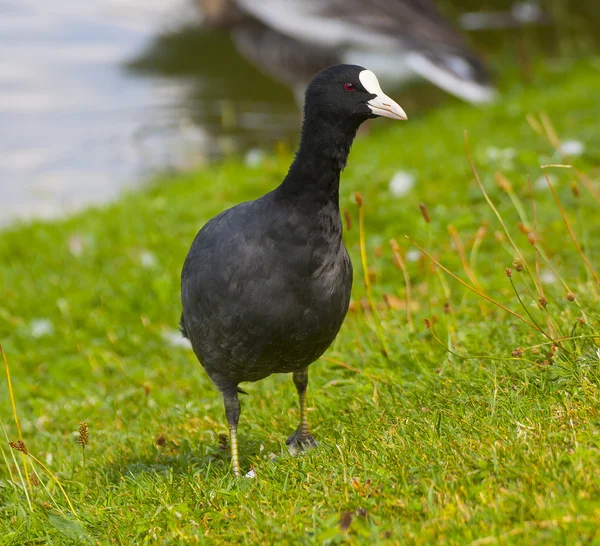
{"left": 277, "top": 112, "right": 361, "bottom": 204}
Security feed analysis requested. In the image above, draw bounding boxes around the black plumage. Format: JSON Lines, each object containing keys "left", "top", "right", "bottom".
{"left": 180, "top": 64, "right": 406, "bottom": 475}
{"left": 197, "top": 0, "right": 495, "bottom": 104}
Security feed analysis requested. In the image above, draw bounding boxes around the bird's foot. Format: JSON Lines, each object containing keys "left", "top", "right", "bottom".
{"left": 286, "top": 428, "right": 318, "bottom": 456}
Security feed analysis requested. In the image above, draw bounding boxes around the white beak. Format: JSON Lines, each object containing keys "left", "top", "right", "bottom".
{"left": 366, "top": 94, "right": 408, "bottom": 121}
{"left": 359, "top": 69, "right": 407, "bottom": 121}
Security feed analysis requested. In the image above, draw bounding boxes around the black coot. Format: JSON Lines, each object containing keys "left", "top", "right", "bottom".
{"left": 197, "top": 0, "right": 495, "bottom": 104}
{"left": 180, "top": 64, "right": 406, "bottom": 476}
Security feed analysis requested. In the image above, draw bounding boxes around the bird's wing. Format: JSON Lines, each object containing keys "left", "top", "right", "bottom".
{"left": 236, "top": 0, "right": 495, "bottom": 102}
{"left": 232, "top": 20, "right": 340, "bottom": 91}
{"left": 236, "top": 0, "right": 463, "bottom": 52}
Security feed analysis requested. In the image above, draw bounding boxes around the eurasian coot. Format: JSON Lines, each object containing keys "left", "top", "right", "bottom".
{"left": 180, "top": 64, "right": 406, "bottom": 476}
{"left": 197, "top": 0, "right": 495, "bottom": 104}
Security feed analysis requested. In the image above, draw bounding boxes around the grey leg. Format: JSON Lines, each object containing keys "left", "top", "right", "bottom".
{"left": 286, "top": 368, "right": 318, "bottom": 452}
{"left": 222, "top": 388, "right": 241, "bottom": 476}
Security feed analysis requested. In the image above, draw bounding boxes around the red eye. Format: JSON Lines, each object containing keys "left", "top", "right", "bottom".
{"left": 344, "top": 83, "right": 355, "bottom": 92}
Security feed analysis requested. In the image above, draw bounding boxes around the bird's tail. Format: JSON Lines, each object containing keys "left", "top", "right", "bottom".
{"left": 406, "top": 50, "right": 497, "bottom": 103}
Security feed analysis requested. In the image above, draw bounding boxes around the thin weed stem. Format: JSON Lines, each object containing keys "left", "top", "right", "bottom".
{"left": 407, "top": 237, "right": 539, "bottom": 331}
{"left": 1, "top": 346, "right": 33, "bottom": 497}
{"left": 26, "top": 452, "right": 80, "bottom": 519}
{"left": 356, "top": 193, "right": 390, "bottom": 358}
{"left": 30, "top": 461, "right": 65, "bottom": 515}
{"left": 389, "top": 239, "right": 414, "bottom": 332}
{"left": 539, "top": 112, "right": 561, "bottom": 149}
{"left": 528, "top": 111, "right": 600, "bottom": 205}
{"left": 508, "top": 276, "right": 571, "bottom": 354}
{"left": 448, "top": 225, "right": 485, "bottom": 293}
{"left": 426, "top": 320, "right": 539, "bottom": 366}
{"left": 533, "top": 243, "right": 572, "bottom": 293}
{"left": 495, "top": 172, "right": 530, "bottom": 227}
{"left": 464, "top": 132, "right": 541, "bottom": 295}
{"left": 524, "top": 334, "right": 599, "bottom": 352}
{"left": 576, "top": 169, "right": 600, "bottom": 206}
{"left": 321, "top": 356, "right": 397, "bottom": 386}
{"left": 469, "top": 225, "right": 487, "bottom": 272}
{"left": 527, "top": 177, "right": 546, "bottom": 301}
{"left": 0, "top": 421, "right": 33, "bottom": 511}
{"left": 543, "top": 170, "right": 600, "bottom": 287}
{"left": 526, "top": 112, "right": 545, "bottom": 136}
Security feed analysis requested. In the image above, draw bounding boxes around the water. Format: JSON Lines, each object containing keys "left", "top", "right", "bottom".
{"left": 0, "top": 0, "right": 297, "bottom": 226}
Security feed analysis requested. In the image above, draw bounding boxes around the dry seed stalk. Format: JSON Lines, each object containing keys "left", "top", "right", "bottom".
{"left": 77, "top": 422, "right": 89, "bottom": 468}
{"left": 389, "top": 239, "right": 414, "bottom": 332}
{"left": 355, "top": 193, "right": 390, "bottom": 357}
{"left": 464, "top": 132, "right": 542, "bottom": 297}
{"left": 448, "top": 225, "right": 485, "bottom": 294}
{"left": 539, "top": 112, "right": 561, "bottom": 149}
{"left": 1, "top": 346, "right": 33, "bottom": 496}
{"left": 8, "top": 440, "right": 79, "bottom": 517}
{"left": 425, "top": 317, "right": 539, "bottom": 366}
{"left": 406, "top": 236, "right": 538, "bottom": 331}
{"left": 576, "top": 170, "right": 600, "bottom": 206}
{"left": 543, "top": 170, "right": 600, "bottom": 287}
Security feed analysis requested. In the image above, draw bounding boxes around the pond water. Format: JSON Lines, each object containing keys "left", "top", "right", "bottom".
{"left": 0, "top": 0, "right": 597, "bottom": 226}
{"left": 0, "top": 0, "right": 268, "bottom": 226}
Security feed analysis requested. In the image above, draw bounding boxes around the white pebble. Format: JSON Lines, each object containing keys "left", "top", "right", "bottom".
{"left": 388, "top": 171, "right": 415, "bottom": 197}
{"left": 559, "top": 140, "right": 585, "bottom": 157}
{"left": 30, "top": 319, "right": 54, "bottom": 338}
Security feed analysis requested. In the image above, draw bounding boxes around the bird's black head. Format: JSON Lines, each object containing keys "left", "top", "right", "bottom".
{"left": 304, "top": 64, "right": 407, "bottom": 124}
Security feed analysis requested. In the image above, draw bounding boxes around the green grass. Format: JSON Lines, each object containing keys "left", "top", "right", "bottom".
{"left": 1, "top": 58, "right": 600, "bottom": 544}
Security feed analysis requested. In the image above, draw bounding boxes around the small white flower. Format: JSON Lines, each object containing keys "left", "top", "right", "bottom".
{"left": 140, "top": 251, "right": 158, "bottom": 269}
{"left": 35, "top": 415, "right": 50, "bottom": 431}
{"left": 540, "top": 270, "right": 557, "bottom": 284}
{"left": 68, "top": 235, "right": 85, "bottom": 256}
{"left": 162, "top": 330, "right": 192, "bottom": 350}
{"left": 244, "top": 149, "right": 264, "bottom": 168}
{"left": 559, "top": 140, "right": 585, "bottom": 157}
{"left": 30, "top": 319, "right": 54, "bottom": 338}
{"left": 485, "top": 147, "right": 516, "bottom": 169}
{"left": 45, "top": 452, "right": 53, "bottom": 466}
{"left": 535, "top": 174, "right": 556, "bottom": 190}
{"left": 405, "top": 249, "right": 421, "bottom": 263}
{"left": 388, "top": 171, "right": 415, "bottom": 197}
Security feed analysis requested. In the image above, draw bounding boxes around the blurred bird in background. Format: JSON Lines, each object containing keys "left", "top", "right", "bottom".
{"left": 196, "top": 0, "right": 497, "bottom": 105}
{"left": 460, "top": 0, "right": 548, "bottom": 31}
